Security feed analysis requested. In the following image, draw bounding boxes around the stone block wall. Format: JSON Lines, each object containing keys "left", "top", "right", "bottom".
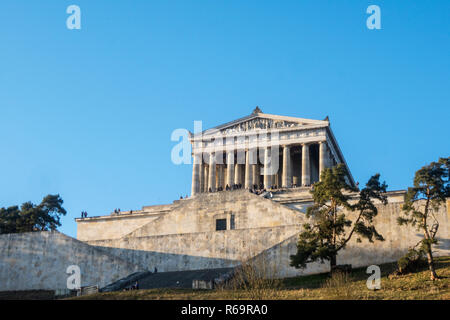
{"left": 87, "top": 225, "right": 302, "bottom": 273}
{"left": 257, "top": 199, "right": 450, "bottom": 278}
{"left": 83, "top": 190, "right": 450, "bottom": 278}
{"left": 0, "top": 231, "right": 139, "bottom": 291}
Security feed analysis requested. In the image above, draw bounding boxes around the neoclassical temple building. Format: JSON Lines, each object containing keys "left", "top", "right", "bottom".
{"left": 3, "top": 109, "right": 449, "bottom": 291}
{"left": 64, "top": 108, "right": 449, "bottom": 286}
{"left": 190, "top": 107, "right": 355, "bottom": 195}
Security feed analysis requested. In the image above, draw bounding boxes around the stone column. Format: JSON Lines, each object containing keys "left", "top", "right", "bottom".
{"left": 264, "top": 147, "right": 272, "bottom": 189}
{"left": 204, "top": 165, "right": 209, "bottom": 192}
{"left": 301, "top": 143, "right": 310, "bottom": 186}
{"left": 208, "top": 153, "right": 216, "bottom": 192}
{"left": 253, "top": 165, "right": 258, "bottom": 187}
{"left": 234, "top": 163, "right": 241, "bottom": 186}
{"left": 319, "top": 141, "right": 327, "bottom": 181}
{"left": 199, "top": 161, "right": 204, "bottom": 194}
{"left": 223, "top": 167, "right": 227, "bottom": 189}
{"left": 282, "top": 145, "right": 292, "bottom": 188}
{"left": 244, "top": 150, "right": 253, "bottom": 189}
{"left": 251, "top": 149, "right": 259, "bottom": 187}
{"left": 191, "top": 153, "right": 201, "bottom": 196}
{"left": 226, "top": 151, "right": 234, "bottom": 188}
{"left": 216, "top": 164, "right": 224, "bottom": 190}
{"left": 220, "top": 164, "right": 225, "bottom": 189}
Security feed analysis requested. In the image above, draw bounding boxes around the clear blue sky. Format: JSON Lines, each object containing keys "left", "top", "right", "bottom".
{"left": 0, "top": 1, "right": 448, "bottom": 238}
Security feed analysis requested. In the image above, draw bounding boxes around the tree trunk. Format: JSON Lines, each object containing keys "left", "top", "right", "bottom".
{"left": 330, "top": 255, "right": 337, "bottom": 270}
{"left": 422, "top": 196, "right": 438, "bottom": 281}
{"left": 425, "top": 242, "right": 438, "bottom": 280}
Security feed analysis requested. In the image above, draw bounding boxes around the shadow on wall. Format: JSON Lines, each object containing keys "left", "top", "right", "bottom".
{"left": 435, "top": 237, "right": 450, "bottom": 251}
{"left": 1, "top": 230, "right": 449, "bottom": 292}
{"left": 0, "top": 231, "right": 140, "bottom": 291}
{"left": 0, "top": 231, "right": 242, "bottom": 292}
{"left": 253, "top": 232, "right": 450, "bottom": 279}
{"left": 90, "top": 226, "right": 450, "bottom": 279}
{"left": 90, "top": 245, "right": 240, "bottom": 273}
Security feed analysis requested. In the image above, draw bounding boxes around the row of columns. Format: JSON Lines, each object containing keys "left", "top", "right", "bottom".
{"left": 192, "top": 141, "right": 330, "bottom": 196}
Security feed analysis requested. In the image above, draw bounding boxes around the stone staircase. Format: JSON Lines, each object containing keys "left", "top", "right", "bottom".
{"left": 268, "top": 187, "right": 313, "bottom": 203}
{"left": 101, "top": 268, "right": 235, "bottom": 291}
{"left": 100, "top": 271, "right": 152, "bottom": 292}
{"left": 138, "top": 268, "right": 234, "bottom": 289}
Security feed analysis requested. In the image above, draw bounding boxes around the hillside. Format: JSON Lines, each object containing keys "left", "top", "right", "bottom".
{"left": 71, "top": 256, "right": 450, "bottom": 300}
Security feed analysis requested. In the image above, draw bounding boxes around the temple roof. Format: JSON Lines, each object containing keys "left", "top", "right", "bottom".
{"left": 198, "top": 108, "right": 329, "bottom": 136}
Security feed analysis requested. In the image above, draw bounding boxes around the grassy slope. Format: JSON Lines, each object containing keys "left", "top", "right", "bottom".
{"left": 71, "top": 256, "right": 450, "bottom": 300}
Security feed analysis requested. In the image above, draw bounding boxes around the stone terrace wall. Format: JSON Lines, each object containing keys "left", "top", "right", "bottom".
{"left": 86, "top": 192, "right": 450, "bottom": 278}
{"left": 77, "top": 214, "right": 162, "bottom": 241}
{"left": 76, "top": 202, "right": 178, "bottom": 241}
{"left": 257, "top": 199, "right": 450, "bottom": 278}
{"left": 0, "top": 231, "right": 139, "bottom": 291}
{"left": 85, "top": 190, "right": 309, "bottom": 273}
{"left": 122, "top": 190, "right": 305, "bottom": 238}
{"left": 75, "top": 190, "right": 450, "bottom": 278}
{"left": 337, "top": 200, "right": 450, "bottom": 268}
{"left": 87, "top": 225, "right": 302, "bottom": 273}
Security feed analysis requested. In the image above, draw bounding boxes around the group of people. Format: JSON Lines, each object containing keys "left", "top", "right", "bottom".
{"left": 123, "top": 281, "right": 139, "bottom": 291}
{"left": 123, "top": 267, "right": 158, "bottom": 291}
{"left": 189, "top": 180, "right": 326, "bottom": 197}
{"left": 249, "top": 187, "right": 267, "bottom": 195}
{"left": 80, "top": 211, "right": 88, "bottom": 218}
{"left": 204, "top": 182, "right": 283, "bottom": 194}
{"left": 224, "top": 183, "right": 244, "bottom": 191}
{"left": 110, "top": 208, "right": 137, "bottom": 216}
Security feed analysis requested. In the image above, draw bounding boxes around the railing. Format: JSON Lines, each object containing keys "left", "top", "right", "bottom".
{"left": 77, "top": 285, "right": 99, "bottom": 296}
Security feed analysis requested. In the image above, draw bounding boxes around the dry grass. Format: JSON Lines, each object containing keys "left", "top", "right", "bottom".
{"left": 217, "top": 257, "right": 283, "bottom": 300}
{"left": 0, "top": 290, "right": 55, "bottom": 300}
{"left": 69, "top": 256, "right": 450, "bottom": 300}
{"left": 320, "top": 271, "right": 355, "bottom": 299}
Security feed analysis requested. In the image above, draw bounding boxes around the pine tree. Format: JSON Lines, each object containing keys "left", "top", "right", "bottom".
{"left": 290, "top": 164, "right": 387, "bottom": 270}
{"left": 397, "top": 157, "right": 450, "bottom": 281}
{"left": 0, "top": 194, "right": 66, "bottom": 234}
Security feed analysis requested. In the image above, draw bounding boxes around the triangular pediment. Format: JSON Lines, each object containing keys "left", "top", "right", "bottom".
{"left": 202, "top": 112, "right": 329, "bottom": 136}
